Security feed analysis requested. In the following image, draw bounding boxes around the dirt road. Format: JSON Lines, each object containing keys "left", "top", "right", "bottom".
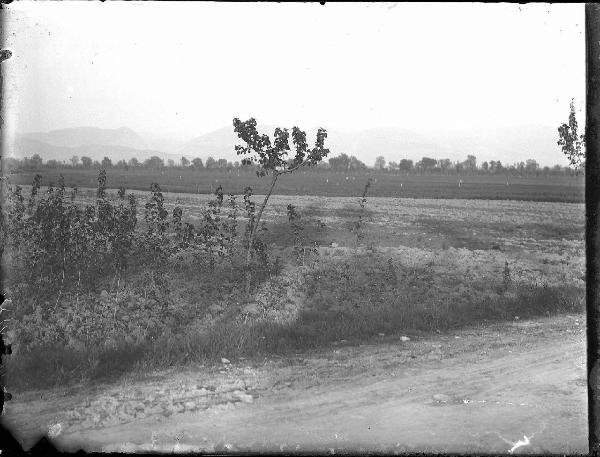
{"left": 4, "top": 314, "right": 587, "bottom": 454}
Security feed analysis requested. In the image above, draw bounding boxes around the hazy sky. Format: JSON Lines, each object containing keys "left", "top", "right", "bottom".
{"left": 3, "top": 2, "right": 585, "bottom": 139}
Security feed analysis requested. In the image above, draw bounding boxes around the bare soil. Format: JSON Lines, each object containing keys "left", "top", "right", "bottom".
{"left": 3, "top": 314, "right": 587, "bottom": 454}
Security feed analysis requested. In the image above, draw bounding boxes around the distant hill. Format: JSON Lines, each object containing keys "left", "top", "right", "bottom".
{"left": 326, "top": 127, "right": 443, "bottom": 166}
{"left": 9, "top": 123, "right": 568, "bottom": 168}
{"left": 179, "top": 124, "right": 564, "bottom": 167}
{"left": 11, "top": 137, "right": 178, "bottom": 164}
{"left": 417, "top": 125, "right": 565, "bottom": 166}
{"left": 20, "top": 126, "right": 149, "bottom": 150}
{"left": 179, "top": 126, "right": 245, "bottom": 162}
{"left": 178, "top": 125, "right": 442, "bottom": 166}
{"left": 9, "top": 126, "right": 183, "bottom": 164}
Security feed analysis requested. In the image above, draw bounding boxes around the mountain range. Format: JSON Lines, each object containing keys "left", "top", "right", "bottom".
{"left": 7, "top": 124, "right": 567, "bottom": 167}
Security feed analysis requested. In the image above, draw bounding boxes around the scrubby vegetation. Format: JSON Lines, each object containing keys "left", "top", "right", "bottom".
{"left": 1, "top": 170, "right": 273, "bottom": 387}
{"left": 0, "top": 147, "right": 585, "bottom": 391}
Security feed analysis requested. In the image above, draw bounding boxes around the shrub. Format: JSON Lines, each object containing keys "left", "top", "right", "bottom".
{"left": 287, "top": 204, "right": 304, "bottom": 264}
{"left": 233, "top": 118, "right": 330, "bottom": 292}
{"left": 351, "top": 178, "right": 372, "bottom": 248}
{"left": 4, "top": 172, "right": 139, "bottom": 300}
{"left": 142, "top": 182, "right": 170, "bottom": 267}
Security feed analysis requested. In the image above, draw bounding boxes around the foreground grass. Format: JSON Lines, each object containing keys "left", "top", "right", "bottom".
{"left": 6, "top": 253, "right": 584, "bottom": 391}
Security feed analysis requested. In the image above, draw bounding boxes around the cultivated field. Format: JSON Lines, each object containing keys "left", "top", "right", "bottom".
{"left": 1, "top": 176, "right": 587, "bottom": 453}
{"left": 7, "top": 168, "right": 585, "bottom": 202}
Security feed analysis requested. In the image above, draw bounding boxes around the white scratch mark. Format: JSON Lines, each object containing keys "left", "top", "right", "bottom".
{"left": 48, "top": 423, "right": 62, "bottom": 438}
{"left": 491, "top": 423, "right": 546, "bottom": 454}
{"left": 508, "top": 435, "right": 532, "bottom": 454}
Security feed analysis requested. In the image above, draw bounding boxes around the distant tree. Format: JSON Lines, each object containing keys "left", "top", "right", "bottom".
{"left": 419, "top": 157, "right": 437, "bottom": 173}
{"left": 329, "top": 153, "right": 351, "bottom": 171}
{"left": 399, "top": 159, "right": 413, "bottom": 173}
{"left": 525, "top": 159, "right": 539, "bottom": 175}
{"left": 116, "top": 159, "right": 128, "bottom": 169}
{"left": 128, "top": 157, "right": 140, "bottom": 168}
{"left": 481, "top": 161, "right": 489, "bottom": 172}
{"left": 388, "top": 161, "right": 398, "bottom": 171}
{"left": 93, "top": 160, "right": 101, "bottom": 168}
{"left": 81, "top": 156, "right": 93, "bottom": 168}
{"left": 205, "top": 157, "right": 216, "bottom": 169}
{"left": 462, "top": 155, "right": 477, "bottom": 172}
{"left": 438, "top": 158, "right": 452, "bottom": 174}
{"left": 167, "top": 159, "right": 175, "bottom": 168}
{"left": 4, "top": 156, "right": 19, "bottom": 172}
{"left": 233, "top": 117, "right": 329, "bottom": 293}
{"left": 101, "top": 156, "right": 113, "bottom": 169}
{"left": 374, "top": 155, "right": 386, "bottom": 170}
{"left": 558, "top": 99, "right": 585, "bottom": 172}
{"left": 191, "top": 158, "right": 204, "bottom": 169}
{"left": 46, "top": 159, "right": 60, "bottom": 169}
{"left": 180, "top": 156, "right": 190, "bottom": 168}
{"left": 70, "top": 155, "right": 80, "bottom": 167}
{"left": 349, "top": 156, "right": 367, "bottom": 172}
{"left": 31, "top": 154, "right": 43, "bottom": 169}
{"left": 489, "top": 160, "right": 503, "bottom": 174}
{"left": 144, "top": 156, "right": 164, "bottom": 169}
{"left": 217, "top": 158, "right": 228, "bottom": 168}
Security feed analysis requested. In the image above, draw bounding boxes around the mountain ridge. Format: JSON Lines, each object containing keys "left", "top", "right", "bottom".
{"left": 9, "top": 123, "right": 568, "bottom": 167}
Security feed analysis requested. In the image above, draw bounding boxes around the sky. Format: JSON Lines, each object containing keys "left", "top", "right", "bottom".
{"left": 3, "top": 2, "right": 586, "bottom": 140}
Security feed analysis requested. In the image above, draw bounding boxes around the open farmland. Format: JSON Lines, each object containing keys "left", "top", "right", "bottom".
{"left": 2, "top": 177, "right": 586, "bottom": 453}
{"left": 3, "top": 2, "right": 589, "bottom": 453}
{"left": 7, "top": 168, "right": 585, "bottom": 202}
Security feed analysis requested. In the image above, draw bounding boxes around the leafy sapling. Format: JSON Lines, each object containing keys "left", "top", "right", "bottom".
{"left": 352, "top": 178, "right": 372, "bottom": 248}
{"left": 233, "top": 118, "right": 330, "bottom": 291}
{"left": 557, "top": 100, "right": 585, "bottom": 172}
{"left": 143, "top": 183, "right": 170, "bottom": 267}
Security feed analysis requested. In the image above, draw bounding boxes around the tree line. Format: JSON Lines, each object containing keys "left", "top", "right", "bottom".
{"left": 5, "top": 151, "right": 578, "bottom": 178}
{"left": 369, "top": 154, "right": 574, "bottom": 177}
{"left": 8, "top": 154, "right": 240, "bottom": 171}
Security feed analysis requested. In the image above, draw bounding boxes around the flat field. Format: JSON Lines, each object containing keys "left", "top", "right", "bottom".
{"left": 7, "top": 168, "right": 585, "bottom": 202}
